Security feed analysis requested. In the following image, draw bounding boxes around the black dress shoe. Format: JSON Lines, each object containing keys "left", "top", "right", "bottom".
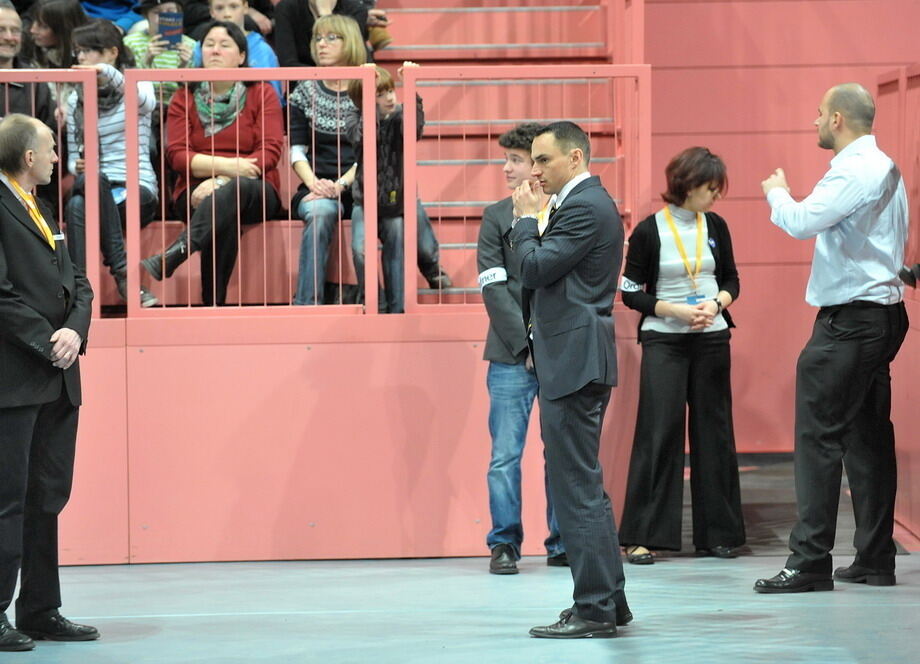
{"left": 560, "top": 603, "right": 633, "bottom": 627}
{"left": 546, "top": 552, "right": 569, "bottom": 567}
{"left": 17, "top": 610, "right": 99, "bottom": 641}
{"left": 754, "top": 568, "right": 833, "bottom": 594}
{"left": 0, "top": 615, "right": 34, "bottom": 652}
{"left": 530, "top": 611, "right": 617, "bottom": 639}
{"left": 834, "top": 563, "right": 896, "bottom": 586}
{"left": 489, "top": 544, "right": 518, "bottom": 575}
{"left": 697, "top": 545, "right": 739, "bottom": 559}
{"left": 625, "top": 545, "right": 654, "bottom": 565}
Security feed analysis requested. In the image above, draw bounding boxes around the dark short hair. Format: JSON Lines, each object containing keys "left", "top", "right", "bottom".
{"left": 536, "top": 121, "right": 591, "bottom": 164}
{"left": 0, "top": 113, "right": 40, "bottom": 175}
{"left": 72, "top": 19, "right": 135, "bottom": 70}
{"left": 662, "top": 146, "right": 728, "bottom": 206}
{"left": 498, "top": 122, "right": 543, "bottom": 152}
{"left": 198, "top": 19, "right": 249, "bottom": 67}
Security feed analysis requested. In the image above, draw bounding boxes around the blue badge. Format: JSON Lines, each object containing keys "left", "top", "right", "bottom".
{"left": 686, "top": 294, "right": 705, "bottom": 305}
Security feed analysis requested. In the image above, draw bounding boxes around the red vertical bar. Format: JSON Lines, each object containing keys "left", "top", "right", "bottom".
{"left": 402, "top": 65, "right": 419, "bottom": 314}
{"left": 361, "top": 66, "right": 379, "bottom": 316}
{"left": 80, "top": 71, "right": 101, "bottom": 320}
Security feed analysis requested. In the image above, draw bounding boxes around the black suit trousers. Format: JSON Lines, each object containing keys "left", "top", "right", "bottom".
{"left": 620, "top": 329, "right": 745, "bottom": 551}
{"left": 0, "top": 388, "right": 78, "bottom": 620}
{"left": 539, "top": 382, "right": 626, "bottom": 623}
{"left": 786, "top": 302, "right": 908, "bottom": 574}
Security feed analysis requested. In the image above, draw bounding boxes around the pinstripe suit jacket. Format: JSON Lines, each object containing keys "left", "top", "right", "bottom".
{"left": 509, "top": 175, "right": 623, "bottom": 400}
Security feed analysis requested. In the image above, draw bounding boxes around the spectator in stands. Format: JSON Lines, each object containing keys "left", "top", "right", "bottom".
{"left": 79, "top": 0, "right": 141, "bottom": 31}
{"left": 274, "top": 0, "right": 368, "bottom": 68}
{"left": 359, "top": 0, "right": 390, "bottom": 51}
{"left": 0, "top": 0, "right": 58, "bottom": 211}
{"left": 191, "top": 0, "right": 282, "bottom": 104}
{"left": 65, "top": 18, "right": 159, "bottom": 306}
{"left": 123, "top": 0, "right": 194, "bottom": 100}
{"left": 29, "top": 0, "right": 87, "bottom": 70}
{"left": 29, "top": 0, "right": 88, "bottom": 129}
{"left": 123, "top": 0, "right": 196, "bottom": 179}
{"left": 344, "top": 62, "right": 452, "bottom": 313}
{"left": 288, "top": 13, "right": 362, "bottom": 305}
{"left": 183, "top": 0, "right": 272, "bottom": 37}
{"left": 140, "top": 20, "right": 282, "bottom": 306}
{"left": 618, "top": 147, "right": 745, "bottom": 564}
{"left": 476, "top": 122, "right": 565, "bottom": 575}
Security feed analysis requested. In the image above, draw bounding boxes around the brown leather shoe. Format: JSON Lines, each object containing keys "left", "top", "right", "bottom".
{"left": 489, "top": 544, "right": 518, "bottom": 575}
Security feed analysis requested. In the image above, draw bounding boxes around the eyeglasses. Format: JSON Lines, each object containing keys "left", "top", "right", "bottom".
{"left": 313, "top": 34, "right": 343, "bottom": 44}
{"left": 0, "top": 26, "right": 23, "bottom": 37}
{"left": 72, "top": 47, "right": 100, "bottom": 58}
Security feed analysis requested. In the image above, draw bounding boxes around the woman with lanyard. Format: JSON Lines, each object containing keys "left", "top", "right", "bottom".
{"left": 617, "top": 146, "right": 746, "bottom": 565}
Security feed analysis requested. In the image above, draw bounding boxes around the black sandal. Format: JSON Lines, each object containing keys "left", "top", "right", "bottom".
{"left": 625, "top": 545, "right": 654, "bottom": 565}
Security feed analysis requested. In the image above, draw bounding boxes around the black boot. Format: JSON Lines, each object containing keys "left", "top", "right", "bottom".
{"left": 899, "top": 263, "right": 919, "bottom": 288}
{"left": 141, "top": 233, "right": 189, "bottom": 281}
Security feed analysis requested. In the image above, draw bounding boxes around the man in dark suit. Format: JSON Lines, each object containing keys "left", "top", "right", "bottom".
{"left": 478, "top": 123, "right": 565, "bottom": 575}
{"left": 509, "top": 121, "right": 629, "bottom": 638}
{"left": 0, "top": 114, "right": 97, "bottom": 651}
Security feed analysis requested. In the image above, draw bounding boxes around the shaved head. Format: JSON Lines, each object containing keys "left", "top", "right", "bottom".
{"left": 826, "top": 83, "right": 875, "bottom": 134}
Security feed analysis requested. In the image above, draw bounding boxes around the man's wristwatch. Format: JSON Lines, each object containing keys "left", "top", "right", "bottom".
{"left": 713, "top": 297, "right": 723, "bottom": 313}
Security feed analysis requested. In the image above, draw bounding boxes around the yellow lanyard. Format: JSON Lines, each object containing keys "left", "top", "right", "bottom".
{"left": 662, "top": 206, "right": 703, "bottom": 292}
{"left": 5, "top": 174, "right": 55, "bottom": 249}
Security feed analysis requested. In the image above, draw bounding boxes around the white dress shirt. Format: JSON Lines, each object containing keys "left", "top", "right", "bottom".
{"left": 767, "top": 135, "right": 907, "bottom": 307}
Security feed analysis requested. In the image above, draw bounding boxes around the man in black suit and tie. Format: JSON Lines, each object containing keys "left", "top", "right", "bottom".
{"left": 509, "top": 121, "right": 629, "bottom": 638}
{"left": 0, "top": 114, "right": 97, "bottom": 651}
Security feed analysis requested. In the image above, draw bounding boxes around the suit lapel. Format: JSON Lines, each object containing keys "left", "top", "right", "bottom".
{"left": 543, "top": 176, "right": 597, "bottom": 236}
{"left": 0, "top": 182, "right": 57, "bottom": 252}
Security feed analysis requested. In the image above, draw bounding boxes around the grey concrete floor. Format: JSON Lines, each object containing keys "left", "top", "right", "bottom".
{"left": 6, "top": 554, "right": 920, "bottom": 664}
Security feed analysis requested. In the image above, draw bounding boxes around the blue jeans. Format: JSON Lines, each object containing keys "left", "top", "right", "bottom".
{"left": 486, "top": 361, "right": 564, "bottom": 557}
{"left": 351, "top": 200, "right": 442, "bottom": 312}
{"left": 351, "top": 205, "right": 404, "bottom": 313}
{"left": 294, "top": 197, "right": 343, "bottom": 305}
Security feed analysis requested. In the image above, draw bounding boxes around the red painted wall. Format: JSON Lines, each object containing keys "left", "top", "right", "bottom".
{"left": 55, "top": 1, "right": 920, "bottom": 563}
{"left": 646, "top": 0, "right": 920, "bottom": 454}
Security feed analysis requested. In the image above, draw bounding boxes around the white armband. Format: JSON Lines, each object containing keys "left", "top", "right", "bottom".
{"left": 619, "top": 276, "right": 642, "bottom": 293}
{"left": 478, "top": 267, "right": 508, "bottom": 291}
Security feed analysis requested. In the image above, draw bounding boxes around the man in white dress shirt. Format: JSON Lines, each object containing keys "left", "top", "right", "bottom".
{"left": 755, "top": 83, "right": 909, "bottom": 594}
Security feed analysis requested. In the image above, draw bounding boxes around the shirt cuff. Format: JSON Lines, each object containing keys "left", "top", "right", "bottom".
{"left": 766, "top": 187, "right": 793, "bottom": 208}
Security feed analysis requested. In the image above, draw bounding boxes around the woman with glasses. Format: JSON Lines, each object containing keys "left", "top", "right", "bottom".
{"left": 618, "top": 147, "right": 746, "bottom": 565}
{"left": 139, "top": 19, "right": 283, "bottom": 306}
{"left": 64, "top": 18, "right": 159, "bottom": 307}
{"left": 288, "top": 14, "right": 364, "bottom": 305}
{"left": 273, "top": 0, "right": 368, "bottom": 68}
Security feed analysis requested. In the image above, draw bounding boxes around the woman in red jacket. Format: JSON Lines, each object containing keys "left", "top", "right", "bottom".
{"left": 140, "top": 19, "right": 283, "bottom": 306}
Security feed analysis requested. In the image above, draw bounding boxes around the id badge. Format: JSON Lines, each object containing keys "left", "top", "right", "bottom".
{"left": 686, "top": 293, "right": 705, "bottom": 305}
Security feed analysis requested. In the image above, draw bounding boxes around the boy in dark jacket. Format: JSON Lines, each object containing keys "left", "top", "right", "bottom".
{"left": 345, "top": 62, "right": 450, "bottom": 313}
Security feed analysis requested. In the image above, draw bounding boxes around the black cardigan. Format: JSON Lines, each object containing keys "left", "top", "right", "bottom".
{"left": 620, "top": 210, "right": 739, "bottom": 339}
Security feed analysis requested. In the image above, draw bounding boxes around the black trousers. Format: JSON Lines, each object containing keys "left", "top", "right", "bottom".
{"left": 620, "top": 329, "right": 745, "bottom": 551}
{"left": 0, "top": 389, "right": 78, "bottom": 621}
{"left": 787, "top": 301, "right": 909, "bottom": 574}
{"left": 179, "top": 178, "right": 281, "bottom": 306}
{"left": 539, "top": 382, "right": 626, "bottom": 624}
